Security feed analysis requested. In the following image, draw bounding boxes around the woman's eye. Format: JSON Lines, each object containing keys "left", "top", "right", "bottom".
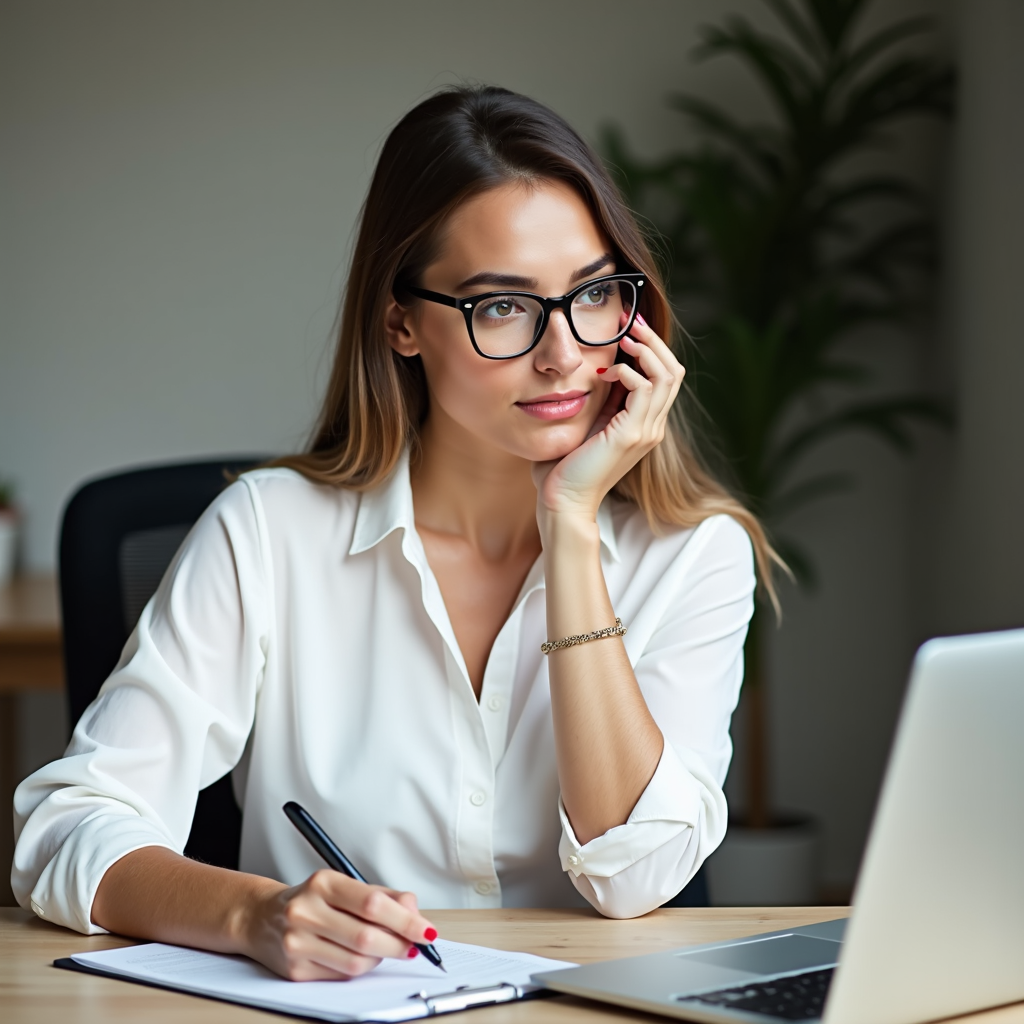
{"left": 577, "top": 286, "right": 612, "bottom": 306}
{"left": 482, "top": 298, "right": 521, "bottom": 319}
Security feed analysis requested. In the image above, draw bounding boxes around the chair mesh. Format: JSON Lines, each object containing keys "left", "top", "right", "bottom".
{"left": 117, "top": 524, "right": 190, "bottom": 632}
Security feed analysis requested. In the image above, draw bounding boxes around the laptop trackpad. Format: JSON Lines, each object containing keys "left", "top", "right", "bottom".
{"left": 678, "top": 935, "right": 841, "bottom": 976}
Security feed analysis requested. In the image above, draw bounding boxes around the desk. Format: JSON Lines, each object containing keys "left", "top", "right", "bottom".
{"left": 0, "top": 574, "right": 64, "bottom": 693}
{"left": 0, "top": 574, "right": 64, "bottom": 906}
{"left": 2, "top": 907, "right": 1022, "bottom": 1023}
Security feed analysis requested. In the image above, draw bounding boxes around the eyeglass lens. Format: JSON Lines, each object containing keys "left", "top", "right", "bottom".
{"left": 471, "top": 279, "right": 636, "bottom": 357}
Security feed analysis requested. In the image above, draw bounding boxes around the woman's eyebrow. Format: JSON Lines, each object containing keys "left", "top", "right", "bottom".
{"left": 455, "top": 253, "right": 616, "bottom": 293}
{"left": 457, "top": 270, "right": 536, "bottom": 290}
{"left": 569, "top": 253, "right": 616, "bottom": 284}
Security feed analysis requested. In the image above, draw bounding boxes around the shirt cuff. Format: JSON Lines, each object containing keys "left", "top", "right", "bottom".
{"left": 20, "top": 812, "right": 176, "bottom": 934}
{"left": 558, "top": 738, "right": 723, "bottom": 879}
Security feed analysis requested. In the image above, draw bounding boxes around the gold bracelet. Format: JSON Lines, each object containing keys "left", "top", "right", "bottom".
{"left": 541, "top": 617, "right": 627, "bottom": 655}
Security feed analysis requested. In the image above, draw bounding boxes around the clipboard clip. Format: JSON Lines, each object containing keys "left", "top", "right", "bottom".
{"left": 409, "top": 982, "right": 540, "bottom": 1015}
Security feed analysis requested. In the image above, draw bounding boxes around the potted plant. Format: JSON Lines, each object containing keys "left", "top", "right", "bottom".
{"left": 0, "top": 479, "right": 18, "bottom": 588}
{"left": 605, "top": 0, "right": 952, "bottom": 902}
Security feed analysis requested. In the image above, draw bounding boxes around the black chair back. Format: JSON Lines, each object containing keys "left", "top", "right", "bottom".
{"left": 59, "top": 457, "right": 266, "bottom": 869}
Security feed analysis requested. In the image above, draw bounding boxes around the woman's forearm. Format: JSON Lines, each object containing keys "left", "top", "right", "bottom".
{"left": 91, "top": 846, "right": 283, "bottom": 951}
{"left": 543, "top": 513, "right": 663, "bottom": 845}
{"left": 92, "top": 846, "right": 439, "bottom": 981}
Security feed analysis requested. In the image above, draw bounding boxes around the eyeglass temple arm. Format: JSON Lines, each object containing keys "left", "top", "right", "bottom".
{"left": 405, "top": 285, "right": 459, "bottom": 308}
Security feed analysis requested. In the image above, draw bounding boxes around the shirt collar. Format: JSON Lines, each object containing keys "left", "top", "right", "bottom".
{"left": 349, "top": 450, "right": 417, "bottom": 555}
{"left": 349, "top": 448, "right": 621, "bottom": 563}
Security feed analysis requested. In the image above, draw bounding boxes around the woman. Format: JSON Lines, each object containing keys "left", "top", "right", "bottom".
{"left": 13, "top": 87, "right": 777, "bottom": 981}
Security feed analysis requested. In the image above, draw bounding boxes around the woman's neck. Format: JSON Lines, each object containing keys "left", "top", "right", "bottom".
{"left": 411, "top": 411, "right": 539, "bottom": 561}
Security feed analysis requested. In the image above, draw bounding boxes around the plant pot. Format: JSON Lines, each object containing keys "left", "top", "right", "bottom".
{"left": 706, "top": 816, "right": 820, "bottom": 906}
{"left": 0, "top": 510, "right": 17, "bottom": 587}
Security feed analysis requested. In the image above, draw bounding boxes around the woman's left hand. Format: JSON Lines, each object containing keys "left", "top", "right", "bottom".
{"left": 533, "top": 315, "right": 685, "bottom": 521}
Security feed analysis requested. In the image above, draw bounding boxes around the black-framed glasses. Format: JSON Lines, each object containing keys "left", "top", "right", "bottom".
{"left": 405, "top": 272, "right": 646, "bottom": 360}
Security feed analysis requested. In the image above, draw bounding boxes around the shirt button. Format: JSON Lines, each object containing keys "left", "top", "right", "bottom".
{"left": 487, "top": 696, "right": 502, "bottom": 711}
{"left": 469, "top": 791, "right": 486, "bottom": 807}
{"left": 475, "top": 881, "right": 493, "bottom": 895}
{"left": 567, "top": 854, "right": 581, "bottom": 867}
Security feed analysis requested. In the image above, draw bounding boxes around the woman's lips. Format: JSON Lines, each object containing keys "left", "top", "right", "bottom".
{"left": 515, "top": 391, "right": 589, "bottom": 420}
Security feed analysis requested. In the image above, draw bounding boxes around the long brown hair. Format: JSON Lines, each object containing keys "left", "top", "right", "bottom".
{"left": 274, "top": 86, "right": 781, "bottom": 609}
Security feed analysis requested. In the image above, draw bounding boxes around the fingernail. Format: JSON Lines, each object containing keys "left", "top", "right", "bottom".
{"left": 423, "top": 927, "right": 438, "bottom": 942}
{"left": 596, "top": 367, "right": 607, "bottom": 374}
{"left": 408, "top": 947, "right": 419, "bottom": 958}
{"left": 636, "top": 313, "right": 647, "bottom": 326}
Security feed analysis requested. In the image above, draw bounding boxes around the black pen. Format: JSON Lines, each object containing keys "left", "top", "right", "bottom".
{"left": 282, "top": 801, "right": 445, "bottom": 972}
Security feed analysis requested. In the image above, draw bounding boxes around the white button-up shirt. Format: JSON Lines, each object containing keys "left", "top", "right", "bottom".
{"left": 13, "top": 454, "right": 754, "bottom": 932}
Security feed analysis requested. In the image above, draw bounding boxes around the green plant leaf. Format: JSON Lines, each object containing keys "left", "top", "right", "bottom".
{"left": 767, "top": 395, "right": 954, "bottom": 486}
{"left": 769, "top": 471, "right": 855, "bottom": 519}
{"left": 770, "top": 535, "right": 819, "bottom": 589}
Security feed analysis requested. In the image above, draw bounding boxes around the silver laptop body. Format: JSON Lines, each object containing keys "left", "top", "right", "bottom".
{"left": 534, "top": 628, "right": 1024, "bottom": 1024}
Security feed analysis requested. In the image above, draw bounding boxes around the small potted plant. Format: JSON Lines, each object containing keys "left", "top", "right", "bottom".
{"left": 0, "top": 478, "right": 18, "bottom": 588}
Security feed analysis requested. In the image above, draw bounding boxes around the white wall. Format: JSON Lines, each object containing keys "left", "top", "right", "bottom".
{"left": 1, "top": 0, "right": 775, "bottom": 571}
{"left": 6, "top": 0, "right": 1018, "bottom": 898}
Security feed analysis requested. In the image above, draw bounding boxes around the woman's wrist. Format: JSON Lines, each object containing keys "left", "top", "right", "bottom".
{"left": 229, "top": 875, "right": 288, "bottom": 957}
{"left": 538, "top": 507, "right": 601, "bottom": 554}
{"left": 541, "top": 509, "right": 612, "bottom": 641}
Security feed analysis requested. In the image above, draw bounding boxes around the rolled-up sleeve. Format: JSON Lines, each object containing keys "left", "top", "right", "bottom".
{"left": 12, "top": 477, "right": 271, "bottom": 933}
{"left": 558, "top": 514, "right": 754, "bottom": 918}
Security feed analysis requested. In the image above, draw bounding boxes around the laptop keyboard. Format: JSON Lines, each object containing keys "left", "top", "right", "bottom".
{"left": 682, "top": 967, "right": 835, "bottom": 1020}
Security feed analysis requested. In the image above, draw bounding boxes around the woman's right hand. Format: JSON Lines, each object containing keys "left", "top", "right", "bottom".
{"left": 242, "top": 870, "right": 439, "bottom": 981}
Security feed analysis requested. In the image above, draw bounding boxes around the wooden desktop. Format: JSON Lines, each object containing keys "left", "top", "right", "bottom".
{"left": 2, "top": 907, "right": 1023, "bottom": 1023}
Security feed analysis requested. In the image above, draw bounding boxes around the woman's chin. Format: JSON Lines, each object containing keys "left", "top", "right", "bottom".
{"left": 518, "top": 431, "right": 589, "bottom": 464}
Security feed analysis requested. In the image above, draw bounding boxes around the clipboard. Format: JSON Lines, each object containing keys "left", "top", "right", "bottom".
{"left": 55, "top": 938, "right": 574, "bottom": 1021}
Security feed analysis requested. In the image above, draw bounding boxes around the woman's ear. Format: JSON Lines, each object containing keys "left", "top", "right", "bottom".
{"left": 384, "top": 298, "right": 420, "bottom": 357}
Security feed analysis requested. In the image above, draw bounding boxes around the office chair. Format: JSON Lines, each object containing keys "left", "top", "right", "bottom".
{"left": 59, "top": 456, "right": 267, "bottom": 869}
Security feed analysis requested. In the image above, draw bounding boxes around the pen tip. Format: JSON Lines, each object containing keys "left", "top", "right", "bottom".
{"left": 439, "top": 964, "right": 447, "bottom": 973}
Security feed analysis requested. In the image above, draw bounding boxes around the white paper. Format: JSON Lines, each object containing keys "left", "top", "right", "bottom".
{"left": 70, "top": 938, "right": 575, "bottom": 1022}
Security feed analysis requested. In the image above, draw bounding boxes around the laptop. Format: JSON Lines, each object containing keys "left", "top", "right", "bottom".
{"left": 534, "top": 628, "right": 1024, "bottom": 1023}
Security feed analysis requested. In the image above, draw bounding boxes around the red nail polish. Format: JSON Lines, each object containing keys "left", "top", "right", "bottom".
{"left": 596, "top": 367, "right": 607, "bottom": 374}
{"left": 423, "top": 927, "right": 438, "bottom": 942}
{"left": 636, "top": 313, "right": 647, "bottom": 327}
{"left": 408, "top": 947, "right": 419, "bottom": 958}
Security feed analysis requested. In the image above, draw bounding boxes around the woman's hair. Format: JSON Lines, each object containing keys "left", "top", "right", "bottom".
{"left": 273, "top": 85, "right": 781, "bottom": 609}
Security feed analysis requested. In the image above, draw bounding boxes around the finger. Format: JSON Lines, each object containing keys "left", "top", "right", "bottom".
{"left": 598, "top": 360, "right": 651, "bottom": 394}
{"left": 619, "top": 335, "right": 673, "bottom": 398}
{"left": 623, "top": 334, "right": 676, "bottom": 385}
{"left": 389, "top": 889, "right": 420, "bottom": 913}
{"left": 388, "top": 889, "right": 440, "bottom": 945}
{"left": 328, "top": 911, "right": 423, "bottom": 961}
{"left": 315, "top": 874, "right": 437, "bottom": 948}
{"left": 586, "top": 381, "right": 627, "bottom": 440}
{"left": 627, "top": 325, "right": 686, "bottom": 415}
{"left": 284, "top": 929, "right": 385, "bottom": 981}
{"left": 618, "top": 336, "right": 677, "bottom": 432}
{"left": 288, "top": 889, "right": 416, "bottom": 963}
{"left": 624, "top": 322, "right": 684, "bottom": 393}
{"left": 297, "top": 897, "right": 418, "bottom": 962}
{"left": 599, "top": 362, "right": 654, "bottom": 426}
{"left": 625, "top": 320, "right": 685, "bottom": 423}
{"left": 628, "top": 314, "right": 685, "bottom": 375}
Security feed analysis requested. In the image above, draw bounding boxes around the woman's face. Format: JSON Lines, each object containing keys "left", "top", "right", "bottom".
{"left": 386, "top": 180, "right": 620, "bottom": 464}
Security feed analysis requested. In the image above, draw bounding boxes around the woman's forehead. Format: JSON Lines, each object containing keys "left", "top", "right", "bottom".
{"left": 433, "top": 180, "right": 611, "bottom": 284}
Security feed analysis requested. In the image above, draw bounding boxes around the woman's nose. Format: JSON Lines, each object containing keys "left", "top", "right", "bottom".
{"left": 532, "top": 310, "right": 582, "bottom": 375}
